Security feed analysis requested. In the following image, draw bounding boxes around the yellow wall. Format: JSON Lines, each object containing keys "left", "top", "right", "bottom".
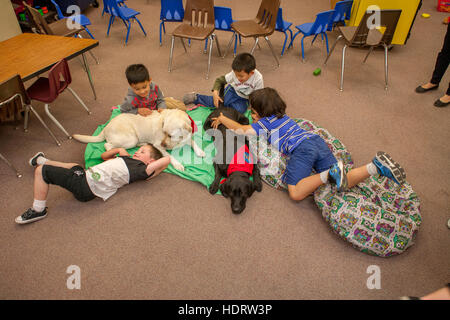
{"left": 0, "top": 0, "right": 22, "bottom": 42}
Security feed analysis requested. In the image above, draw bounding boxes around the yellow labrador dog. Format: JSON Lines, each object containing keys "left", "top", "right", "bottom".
{"left": 72, "top": 109, "right": 205, "bottom": 171}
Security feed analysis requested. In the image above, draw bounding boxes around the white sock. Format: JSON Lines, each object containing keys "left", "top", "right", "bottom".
{"left": 32, "top": 199, "right": 46, "bottom": 212}
{"left": 366, "top": 162, "right": 378, "bottom": 176}
{"left": 319, "top": 170, "right": 329, "bottom": 184}
{"left": 36, "top": 156, "right": 48, "bottom": 165}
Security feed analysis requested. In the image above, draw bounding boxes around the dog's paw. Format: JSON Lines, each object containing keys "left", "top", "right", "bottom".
{"left": 173, "top": 162, "right": 185, "bottom": 172}
{"left": 196, "top": 149, "right": 206, "bottom": 158}
{"left": 208, "top": 184, "right": 219, "bottom": 195}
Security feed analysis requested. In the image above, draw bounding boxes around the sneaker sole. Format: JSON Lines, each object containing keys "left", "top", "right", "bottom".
{"left": 336, "top": 161, "right": 348, "bottom": 192}
{"left": 29, "top": 152, "right": 45, "bottom": 167}
{"left": 375, "top": 151, "right": 406, "bottom": 184}
{"left": 15, "top": 213, "right": 47, "bottom": 224}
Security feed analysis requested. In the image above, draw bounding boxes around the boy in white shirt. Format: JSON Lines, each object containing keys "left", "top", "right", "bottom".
{"left": 183, "top": 53, "right": 263, "bottom": 114}
{"left": 15, "top": 145, "right": 170, "bottom": 225}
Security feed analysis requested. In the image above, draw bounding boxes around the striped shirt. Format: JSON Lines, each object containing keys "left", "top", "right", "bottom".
{"left": 251, "top": 115, "right": 315, "bottom": 155}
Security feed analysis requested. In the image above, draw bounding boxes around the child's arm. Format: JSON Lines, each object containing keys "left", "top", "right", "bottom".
{"left": 155, "top": 85, "right": 167, "bottom": 109}
{"left": 211, "top": 113, "right": 256, "bottom": 136}
{"left": 145, "top": 156, "right": 171, "bottom": 179}
{"left": 120, "top": 89, "right": 138, "bottom": 114}
{"left": 101, "top": 148, "right": 130, "bottom": 161}
{"left": 212, "top": 76, "right": 226, "bottom": 107}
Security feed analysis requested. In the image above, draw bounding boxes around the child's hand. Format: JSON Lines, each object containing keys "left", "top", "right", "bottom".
{"left": 211, "top": 113, "right": 224, "bottom": 129}
{"left": 213, "top": 90, "right": 223, "bottom": 108}
{"left": 138, "top": 108, "right": 153, "bottom": 117}
{"left": 118, "top": 148, "right": 130, "bottom": 157}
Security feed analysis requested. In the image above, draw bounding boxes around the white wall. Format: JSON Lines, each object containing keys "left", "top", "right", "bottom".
{"left": 0, "top": 0, "right": 22, "bottom": 42}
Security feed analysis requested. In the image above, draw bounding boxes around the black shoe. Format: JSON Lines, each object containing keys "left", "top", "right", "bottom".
{"left": 15, "top": 207, "right": 48, "bottom": 224}
{"left": 434, "top": 98, "right": 450, "bottom": 108}
{"left": 415, "top": 85, "right": 438, "bottom": 93}
{"left": 29, "top": 152, "right": 45, "bottom": 167}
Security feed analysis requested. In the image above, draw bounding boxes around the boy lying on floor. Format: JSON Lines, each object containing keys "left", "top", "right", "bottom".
{"left": 16, "top": 144, "right": 170, "bottom": 225}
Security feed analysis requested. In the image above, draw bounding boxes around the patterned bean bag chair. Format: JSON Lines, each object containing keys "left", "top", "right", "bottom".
{"left": 257, "top": 119, "right": 422, "bottom": 257}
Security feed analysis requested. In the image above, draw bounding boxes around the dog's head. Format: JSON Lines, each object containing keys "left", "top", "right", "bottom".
{"left": 159, "top": 109, "right": 193, "bottom": 150}
{"left": 219, "top": 173, "right": 257, "bottom": 214}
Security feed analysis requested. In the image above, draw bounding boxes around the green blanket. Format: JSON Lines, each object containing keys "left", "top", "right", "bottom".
{"left": 84, "top": 107, "right": 252, "bottom": 189}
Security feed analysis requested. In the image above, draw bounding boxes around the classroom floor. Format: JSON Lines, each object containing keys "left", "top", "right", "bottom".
{"left": 0, "top": 0, "right": 449, "bottom": 299}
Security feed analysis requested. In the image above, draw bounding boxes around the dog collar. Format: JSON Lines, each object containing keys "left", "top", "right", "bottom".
{"left": 187, "top": 114, "right": 197, "bottom": 133}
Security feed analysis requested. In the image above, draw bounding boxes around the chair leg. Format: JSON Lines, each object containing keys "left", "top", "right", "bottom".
{"left": 206, "top": 35, "right": 214, "bottom": 80}
{"left": 0, "top": 153, "right": 22, "bottom": 178}
{"left": 311, "top": 34, "right": 319, "bottom": 46}
{"left": 214, "top": 34, "right": 222, "bottom": 57}
{"left": 281, "top": 31, "right": 288, "bottom": 56}
{"left": 23, "top": 105, "right": 30, "bottom": 132}
{"left": 264, "top": 36, "right": 280, "bottom": 67}
{"left": 135, "top": 17, "right": 147, "bottom": 37}
{"left": 234, "top": 33, "right": 238, "bottom": 57}
{"left": 224, "top": 32, "right": 236, "bottom": 58}
{"left": 28, "top": 105, "right": 61, "bottom": 146}
{"left": 125, "top": 20, "right": 131, "bottom": 45}
{"left": 324, "top": 34, "right": 343, "bottom": 65}
{"left": 67, "top": 87, "right": 91, "bottom": 114}
{"left": 384, "top": 44, "right": 389, "bottom": 90}
{"left": 204, "top": 38, "right": 208, "bottom": 53}
{"left": 250, "top": 37, "right": 259, "bottom": 55}
{"left": 84, "top": 26, "right": 95, "bottom": 39}
{"left": 107, "top": 16, "right": 114, "bottom": 36}
{"left": 289, "top": 30, "right": 300, "bottom": 49}
{"left": 363, "top": 46, "right": 374, "bottom": 63}
{"left": 324, "top": 32, "right": 329, "bottom": 54}
{"left": 169, "top": 36, "right": 175, "bottom": 72}
{"left": 340, "top": 44, "right": 348, "bottom": 91}
{"left": 301, "top": 36, "right": 306, "bottom": 63}
{"left": 180, "top": 38, "right": 187, "bottom": 53}
{"left": 159, "top": 22, "right": 163, "bottom": 46}
{"left": 44, "top": 104, "right": 71, "bottom": 139}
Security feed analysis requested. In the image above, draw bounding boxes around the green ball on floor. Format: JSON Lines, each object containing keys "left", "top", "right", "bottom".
{"left": 313, "top": 68, "right": 321, "bottom": 76}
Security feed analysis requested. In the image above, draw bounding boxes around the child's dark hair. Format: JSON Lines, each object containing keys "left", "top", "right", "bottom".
{"left": 125, "top": 64, "right": 150, "bottom": 85}
{"left": 249, "top": 88, "right": 286, "bottom": 118}
{"left": 145, "top": 144, "right": 163, "bottom": 160}
{"left": 231, "top": 53, "right": 256, "bottom": 74}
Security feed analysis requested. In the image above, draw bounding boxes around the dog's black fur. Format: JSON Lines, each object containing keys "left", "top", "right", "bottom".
{"left": 204, "top": 107, "right": 262, "bottom": 214}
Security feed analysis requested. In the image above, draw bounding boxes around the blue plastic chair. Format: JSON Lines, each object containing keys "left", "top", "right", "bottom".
{"left": 102, "top": 0, "right": 127, "bottom": 17}
{"left": 159, "top": 0, "right": 184, "bottom": 46}
{"left": 204, "top": 6, "right": 240, "bottom": 55}
{"left": 50, "top": 0, "right": 94, "bottom": 39}
{"left": 275, "top": 7, "right": 293, "bottom": 56}
{"left": 327, "top": 0, "right": 353, "bottom": 31}
{"left": 105, "top": 0, "right": 147, "bottom": 45}
{"left": 289, "top": 10, "right": 334, "bottom": 62}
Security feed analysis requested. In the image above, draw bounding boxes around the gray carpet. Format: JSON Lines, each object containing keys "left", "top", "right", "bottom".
{"left": 0, "top": 0, "right": 449, "bottom": 299}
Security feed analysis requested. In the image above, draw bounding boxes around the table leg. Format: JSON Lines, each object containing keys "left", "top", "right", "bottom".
{"left": 82, "top": 52, "right": 97, "bottom": 100}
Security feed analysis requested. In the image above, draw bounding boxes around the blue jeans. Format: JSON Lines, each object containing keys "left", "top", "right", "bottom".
{"left": 195, "top": 85, "right": 249, "bottom": 114}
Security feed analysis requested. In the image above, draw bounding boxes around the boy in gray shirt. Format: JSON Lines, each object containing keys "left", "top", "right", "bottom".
{"left": 120, "top": 64, "right": 167, "bottom": 116}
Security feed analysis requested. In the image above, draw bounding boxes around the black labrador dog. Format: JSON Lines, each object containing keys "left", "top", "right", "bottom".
{"left": 203, "top": 107, "right": 262, "bottom": 214}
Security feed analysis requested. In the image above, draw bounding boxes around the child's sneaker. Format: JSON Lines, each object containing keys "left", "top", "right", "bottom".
{"left": 182, "top": 92, "right": 197, "bottom": 105}
{"left": 372, "top": 151, "right": 406, "bottom": 185}
{"left": 15, "top": 207, "right": 48, "bottom": 224}
{"left": 29, "top": 152, "right": 45, "bottom": 167}
{"left": 329, "top": 161, "right": 348, "bottom": 192}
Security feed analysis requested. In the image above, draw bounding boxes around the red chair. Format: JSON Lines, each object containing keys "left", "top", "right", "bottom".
{"left": 26, "top": 59, "right": 91, "bottom": 139}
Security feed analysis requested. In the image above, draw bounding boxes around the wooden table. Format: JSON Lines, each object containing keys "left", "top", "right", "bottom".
{"left": 0, "top": 33, "right": 99, "bottom": 99}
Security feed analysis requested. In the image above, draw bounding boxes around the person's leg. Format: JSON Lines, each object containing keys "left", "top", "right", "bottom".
{"left": 417, "top": 24, "right": 450, "bottom": 92}
{"left": 288, "top": 174, "right": 324, "bottom": 201}
{"left": 194, "top": 94, "right": 215, "bottom": 108}
{"left": 223, "top": 85, "right": 248, "bottom": 114}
